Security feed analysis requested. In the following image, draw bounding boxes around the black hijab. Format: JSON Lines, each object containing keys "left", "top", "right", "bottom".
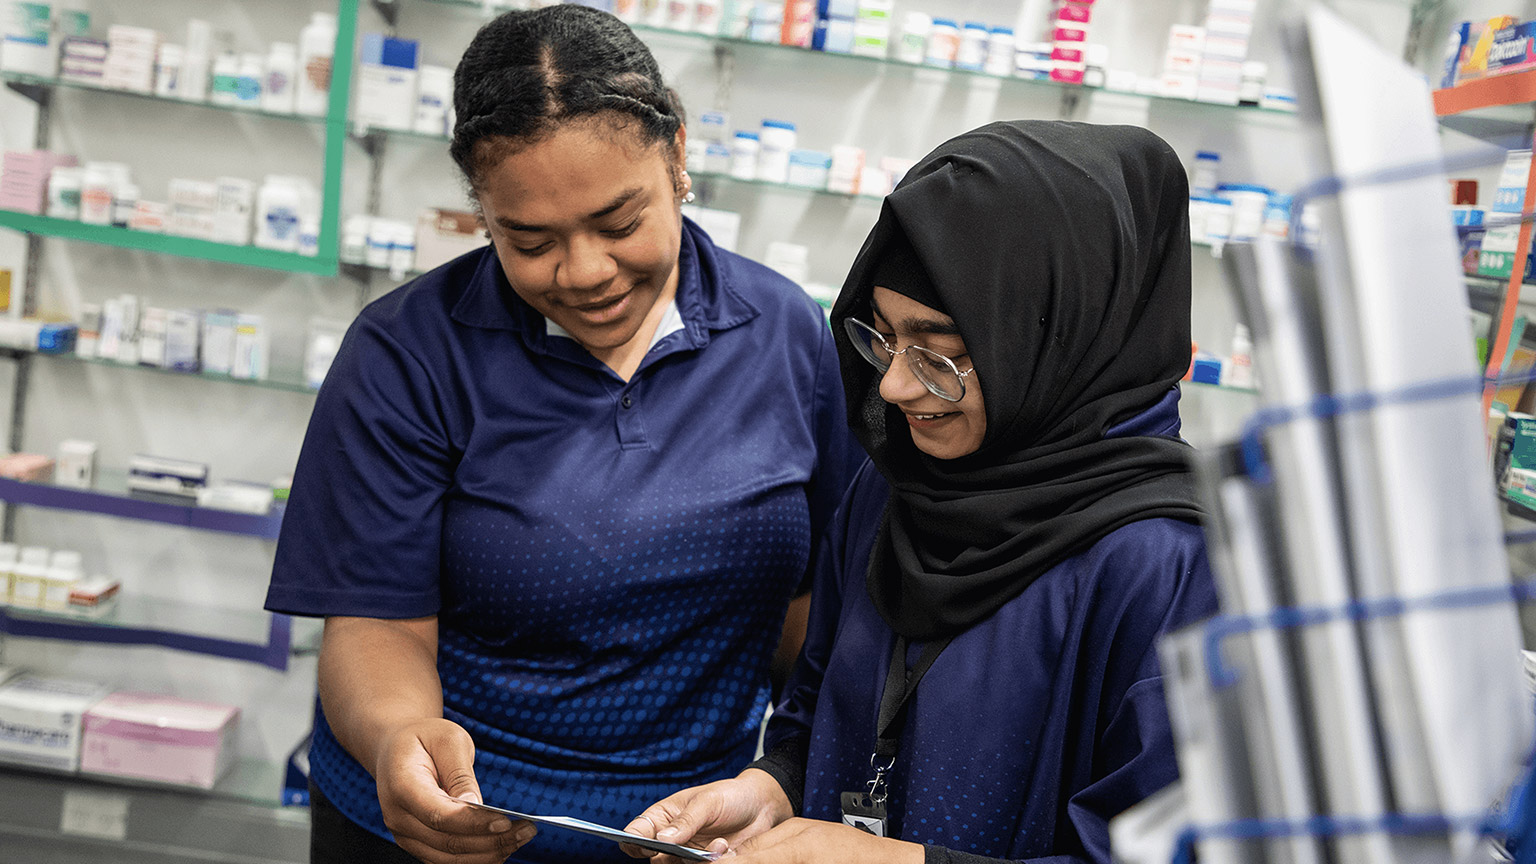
{"left": 830, "top": 120, "right": 1204, "bottom": 642}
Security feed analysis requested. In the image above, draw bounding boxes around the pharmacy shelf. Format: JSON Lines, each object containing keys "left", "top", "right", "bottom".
{"left": 1183, "top": 379, "right": 1258, "bottom": 396}
{"left": 0, "top": 755, "right": 301, "bottom": 811}
{"left": 1435, "top": 73, "right": 1536, "bottom": 418}
{"left": 33, "top": 350, "right": 319, "bottom": 396}
{"left": 1467, "top": 273, "right": 1536, "bottom": 313}
{"left": 0, "top": 210, "right": 339, "bottom": 276}
{"left": 1434, "top": 70, "right": 1536, "bottom": 117}
{"left": 0, "top": 761, "right": 310, "bottom": 862}
{"left": 413, "top": 0, "right": 1295, "bottom": 118}
{"left": 0, "top": 595, "right": 314, "bottom": 671}
{"left": 0, "top": 69, "right": 327, "bottom": 126}
{"left": 0, "top": 473, "right": 284, "bottom": 540}
{"left": 1506, "top": 491, "right": 1536, "bottom": 525}
{"left": 694, "top": 169, "right": 869, "bottom": 199}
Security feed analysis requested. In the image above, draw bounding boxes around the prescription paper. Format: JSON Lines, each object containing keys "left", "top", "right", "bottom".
{"left": 465, "top": 801, "right": 720, "bottom": 861}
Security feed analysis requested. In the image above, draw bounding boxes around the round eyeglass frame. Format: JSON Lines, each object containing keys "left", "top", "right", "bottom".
{"left": 843, "top": 317, "right": 974, "bottom": 403}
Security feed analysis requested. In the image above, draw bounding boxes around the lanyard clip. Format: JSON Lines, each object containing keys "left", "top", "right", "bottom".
{"left": 866, "top": 751, "right": 896, "bottom": 805}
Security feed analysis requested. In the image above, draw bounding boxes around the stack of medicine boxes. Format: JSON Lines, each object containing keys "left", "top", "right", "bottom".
{"left": 103, "top": 24, "right": 158, "bottom": 92}
{"left": 1194, "top": 0, "right": 1254, "bottom": 104}
{"left": 1050, "top": 0, "right": 1093, "bottom": 84}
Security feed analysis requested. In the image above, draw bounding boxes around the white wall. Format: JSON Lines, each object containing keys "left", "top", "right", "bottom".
{"left": 0, "top": 0, "right": 1419, "bottom": 770}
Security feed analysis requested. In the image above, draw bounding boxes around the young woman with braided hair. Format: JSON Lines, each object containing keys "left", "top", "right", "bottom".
{"left": 265, "top": 6, "right": 860, "bottom": 862}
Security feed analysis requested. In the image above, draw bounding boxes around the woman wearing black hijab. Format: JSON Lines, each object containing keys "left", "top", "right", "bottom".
{"left": 624, "top": 120, "right": 1219, "bottom": 864}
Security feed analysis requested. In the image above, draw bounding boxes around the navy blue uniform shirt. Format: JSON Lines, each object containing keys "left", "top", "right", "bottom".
{"left": 765, "top": 392, "right": 1219, "bottom": 864}
{"left": 267, "top": 219, "right": 861, "bottom": 862}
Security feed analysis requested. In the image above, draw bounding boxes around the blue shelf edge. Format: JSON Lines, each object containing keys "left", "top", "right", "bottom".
{"left": 0, "top": 608, "right": 293, "bottom": 671}
{"left": 0, "top": 476, "right": 284, "bottom": 539}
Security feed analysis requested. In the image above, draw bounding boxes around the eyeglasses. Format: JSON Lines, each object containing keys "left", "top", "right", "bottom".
{"left": 843, "top": 317, "right": 974, "bottom": 403}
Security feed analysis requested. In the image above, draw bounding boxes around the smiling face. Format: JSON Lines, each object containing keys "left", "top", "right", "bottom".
{"left": 476, "top": 116, "right": 687, "bottom": 369}
{"left": 870, "top": 287, "right": 987, "bottom": 459}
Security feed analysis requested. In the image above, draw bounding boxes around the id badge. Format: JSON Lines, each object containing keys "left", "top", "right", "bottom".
{"left": 840, "top": 790, "right": 888, "bottom": 837}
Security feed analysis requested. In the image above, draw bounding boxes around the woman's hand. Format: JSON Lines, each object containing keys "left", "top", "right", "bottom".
{"left": 724, "top": 818, "right": 926, "bottom": 864}
{"left": 621, "top": 768, "right": 794, "bottom": 861}
{"left": 374, "top": 716, "right": 537, "bottom": 864}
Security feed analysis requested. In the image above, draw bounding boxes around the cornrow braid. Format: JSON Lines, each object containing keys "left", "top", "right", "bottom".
{"left": 449, "top": 5, "right": 685, "bottom": 191}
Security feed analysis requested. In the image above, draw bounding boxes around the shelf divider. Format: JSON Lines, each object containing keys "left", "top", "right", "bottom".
{"left": 0, "top": 475, "right": 284, "bottom": 539}
{"left": 0, "top": 210, "right": 339, "bottom": 275}
{"left": 1434, "top": 70, "right": 1536, "bottom": 116}
{"left": 0, "top": 604, "right": 294, "bottom": 670}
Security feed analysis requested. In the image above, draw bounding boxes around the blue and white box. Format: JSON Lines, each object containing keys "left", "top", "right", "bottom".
{"left": 356, "top": 34, "right": 420, "bottom": 131}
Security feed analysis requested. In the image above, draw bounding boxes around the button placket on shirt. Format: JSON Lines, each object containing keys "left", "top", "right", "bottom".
{"left": 616, "top": 382, "right": 647, "bottom": 449}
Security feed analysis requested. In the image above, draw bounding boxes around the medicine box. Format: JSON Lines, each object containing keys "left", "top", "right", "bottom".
{"left": 356, "top": 34, "right": 420, "bottom": 131}
{"left": 56, "top": 439, "right": 97, "bottom": 489}
{"left": 0, "top": 675, "right": 110, "bottom": 771}
{"left": 82, "top": 692, "right": 239, "bottom": 789}
{"left": 68, "top": 576, "right": 120, "bottom": 616}
{"left": 414, "top": 208, "right": 486, "bottom": 273}
{"left": 1503, "top": 414, "right": 1536, "bottom": 509}
{"left": 1479, "top": 149, "right": 1532, "bottom": 279}
{"left": 1486, "top": 21, "right": 1536, "bottom": 77}
{"left": 126, "top": 454, "right": 209, "bottom": 501}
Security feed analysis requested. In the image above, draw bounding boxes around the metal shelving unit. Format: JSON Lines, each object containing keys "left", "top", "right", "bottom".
{"left": 0, "top": 5, "right": 358, "bottom": 856}
{"left": 1434, "top": 69, "right": 1536, "bottom": 418}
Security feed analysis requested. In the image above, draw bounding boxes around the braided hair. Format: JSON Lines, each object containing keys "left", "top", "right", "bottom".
{"left": 450, "top": 5, "right": 686, "bottom": 192}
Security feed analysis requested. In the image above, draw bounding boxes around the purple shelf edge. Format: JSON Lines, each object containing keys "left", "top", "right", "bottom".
{"left": 0, "top": 476, "right": 283, "bottom": 539}
{"left": 0, "top": 609, "right": 292, "bottom": 670}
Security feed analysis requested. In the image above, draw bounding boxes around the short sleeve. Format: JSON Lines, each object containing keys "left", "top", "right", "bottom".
{"left": 265, "top": 314, "right": 455, "bottom": 619}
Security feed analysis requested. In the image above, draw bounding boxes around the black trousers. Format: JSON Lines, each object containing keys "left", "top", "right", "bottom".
{"left": 309, "top": 781, "right": 424, "bottom": 864}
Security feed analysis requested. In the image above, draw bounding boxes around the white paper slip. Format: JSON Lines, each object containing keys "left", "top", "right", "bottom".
{"left": 464, "top": 801, "right": 720, "bottom": 861}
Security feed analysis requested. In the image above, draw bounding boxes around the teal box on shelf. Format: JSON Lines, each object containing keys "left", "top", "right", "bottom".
{"left": 1502, "top": 413, "right": 1536, "bottom": 509}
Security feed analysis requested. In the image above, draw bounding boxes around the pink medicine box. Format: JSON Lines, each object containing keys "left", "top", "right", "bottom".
{"left": 81, "top": 693, "right": 239, "bottom": 789}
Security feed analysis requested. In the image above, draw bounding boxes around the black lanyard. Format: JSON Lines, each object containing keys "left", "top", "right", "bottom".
{"left": 866, "top": 635, "right": 954, "bottom": 801}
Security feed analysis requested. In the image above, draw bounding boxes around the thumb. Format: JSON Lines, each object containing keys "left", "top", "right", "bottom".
{"left": 654, "top": 797, "right": 713, "bottom": 844}
{"left": 424, "top": 722, "right": 482, "bottom": 804}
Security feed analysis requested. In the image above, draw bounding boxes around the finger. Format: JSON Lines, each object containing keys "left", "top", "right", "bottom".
{"left": 624, "top": 810, "right": 664, "bottom": 840}
{"left": 729, "top": 819, "right": 807, "bottom": 856}
{"left": 428, "top": 729, "right": 482, "bottom": 805}
{"left": 653, "top": 798, "right": 714, "bottom": 845}
{"left": 393, "top": 820, "right": 538, "bottom": 863}
{"left": 619, "top": 813, "right": 661, "bottom": 859}
{"left": 396, "top": 793, "right": 514, "bottom": 836}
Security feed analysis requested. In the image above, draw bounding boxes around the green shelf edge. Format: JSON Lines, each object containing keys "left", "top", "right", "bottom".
{"left": 0, "top": 211, "right": 340, "bottom": 275}
{"left": 0, "top": 0, "right": 358, "bottom": 277}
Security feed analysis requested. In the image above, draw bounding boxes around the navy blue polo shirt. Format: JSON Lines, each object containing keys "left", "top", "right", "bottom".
{"left": 266, "top": 218, "right": 861, "bottom": 862}
{"left": 766, "top": 392, "right": 1218, "bottom": 863}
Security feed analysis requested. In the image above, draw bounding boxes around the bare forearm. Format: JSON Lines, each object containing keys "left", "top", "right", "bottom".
{"left": 318, "top": 615, "right": 443, "bottom": 776}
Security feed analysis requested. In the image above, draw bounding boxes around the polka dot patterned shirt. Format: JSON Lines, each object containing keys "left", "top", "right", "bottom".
{"left": 268, "top": 220, "right": 861, "bottom": 862}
